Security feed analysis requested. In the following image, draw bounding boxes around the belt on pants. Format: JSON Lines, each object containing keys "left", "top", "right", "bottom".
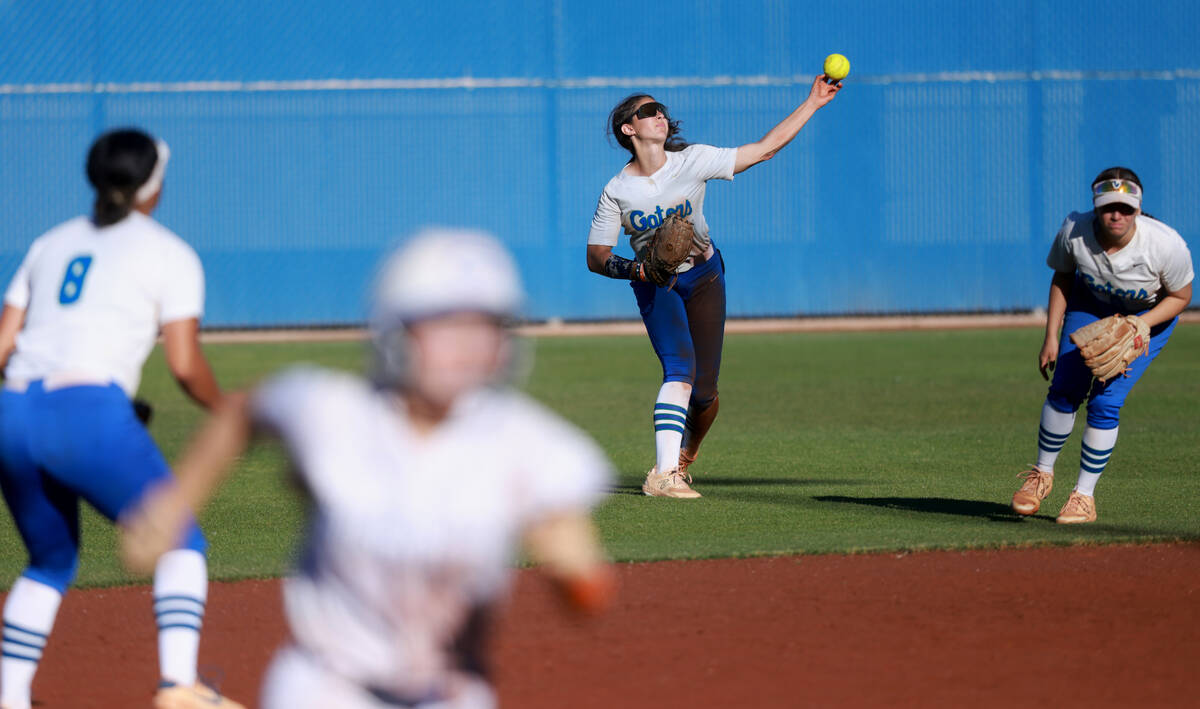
{"left": 675, "top": 245, "right": 716, "bottom": 274}
{"left": 365, "top": 685, "right": 448, "bottom": 707}
{"left": 4, "top": 372, "right": 114, "bottom": 393}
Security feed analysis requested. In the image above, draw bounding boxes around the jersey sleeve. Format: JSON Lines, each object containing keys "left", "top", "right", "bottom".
{"left": 514, "top": 401, "right": 613, "bottom": 522}
{"left": 683, "top": 144, "right": 737, "bottom": 182}
{"left": 1157, "top": 228, "right": 1195, "bottom": 293}
{"left": 586, "top": 187, "right": 623, "bottom": 247}
{"left": 1045, "top": 216, "right": 1077, "bottom": 273}
{"left": 249, "top": 366, "right": 344, "bottom": 497}
{"left": 3, "top": 237, "right": 45, "bottom": 310}
{"left": 250, "top": 366, "right": 327, "bottom": 445}
{"left": 158, "top": 240, "right": 205, "bottom": 325}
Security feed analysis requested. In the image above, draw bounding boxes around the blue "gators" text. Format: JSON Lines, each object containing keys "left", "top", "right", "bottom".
{"left": 1081, "top": 273, "right": 1149, "bottom": 302}
{"left": 630, "top": 200, "right": 692, "bottom": 232}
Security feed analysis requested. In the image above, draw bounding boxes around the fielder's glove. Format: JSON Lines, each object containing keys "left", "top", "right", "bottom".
{"left": 639, "top": 213, "right": 697, "bottom": 288}
{"left": 1068, "top": 314, "right": 1151, "bottom": 382}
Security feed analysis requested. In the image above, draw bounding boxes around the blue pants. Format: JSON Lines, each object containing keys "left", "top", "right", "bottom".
{"left": 632, "top": 250, "right": 726, "bottom": 406}
{"left": 1046, "top": 290, "right": 1178, "bottom": 429}
{"left": 0, "top": 382, "right": 205, "bottom": 593}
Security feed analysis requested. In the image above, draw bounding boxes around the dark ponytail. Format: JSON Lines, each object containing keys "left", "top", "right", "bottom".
{"left": 86, "top": 129, "right": 158, "bottom": 227}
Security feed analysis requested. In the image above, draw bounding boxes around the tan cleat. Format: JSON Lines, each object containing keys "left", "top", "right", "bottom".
{"left": 155, "top": 682, "right": 246, "bottom": 709}
{"left": 1012, "top": 468, "right": 1054, "bottom": 515}
{"left": 642, "top": 466, "right": 701, "bottom": 499}
{"left": 1056, "top": 491, "right": 1097, "bottom": 524}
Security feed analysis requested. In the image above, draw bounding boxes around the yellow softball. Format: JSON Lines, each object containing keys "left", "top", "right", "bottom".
{"left": 823, "top": 53, "right": 850, "bottom": 82}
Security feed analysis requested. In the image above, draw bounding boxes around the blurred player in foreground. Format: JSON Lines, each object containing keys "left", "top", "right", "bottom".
{"left": 585, "top": 75, "right": 841, "bottom": 498}
{"left": 0, "top": 129, "right": 239, "bottom": 708}
{"left": 122, "top": 229, "right": 615, "bottom": 709}
{"left": 1012, "top": 167, "right": 1193, "bottom": 523}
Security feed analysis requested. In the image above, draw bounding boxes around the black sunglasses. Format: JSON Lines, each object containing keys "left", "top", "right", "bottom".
{"left": 632, "top": 102, "right": 668, "bottom": 121}
{"left": 1097, "top": 202, "right": 1138, "bottom": 216}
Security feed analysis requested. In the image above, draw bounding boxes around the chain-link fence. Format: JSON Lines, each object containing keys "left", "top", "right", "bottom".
{"left": 2, "top": 1, "right": 1197, "bottom": 326}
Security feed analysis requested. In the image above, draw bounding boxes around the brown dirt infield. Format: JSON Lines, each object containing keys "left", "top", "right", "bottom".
{"left": 9, "top": 543, "right": 1198, "bottom": 708}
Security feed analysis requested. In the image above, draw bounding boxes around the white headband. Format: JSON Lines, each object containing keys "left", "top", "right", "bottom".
{"left": 134, "top": 139, "right": 170, "bottom": 205}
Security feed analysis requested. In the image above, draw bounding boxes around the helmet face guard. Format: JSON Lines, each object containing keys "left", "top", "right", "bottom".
{"left": 369, "top": 319, "right": 532, "bottom": 395}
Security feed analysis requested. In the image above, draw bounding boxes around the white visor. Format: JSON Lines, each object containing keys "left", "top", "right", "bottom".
{"left": 134, "top": 139, "right": 170, "bottom": 205}
{"left": 1092, "top": 178, "right": 1141, "bottom": 210}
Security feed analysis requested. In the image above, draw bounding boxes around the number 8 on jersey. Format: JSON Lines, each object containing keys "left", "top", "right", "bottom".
{"left": 58, "top": 254, "right": 93, "bottom": 305}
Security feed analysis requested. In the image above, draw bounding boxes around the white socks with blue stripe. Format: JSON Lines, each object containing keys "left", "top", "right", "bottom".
{"left": 1, "top": 576, "right": 61, "bottom": 709}
{"left": 154, "top": 549, "right": 208, "bottom": 687}
{"left": 1034, "top": 401, "right": 1118, "bottom": 497}
{"left": 653, "top": 382, "right": 691, "bottom": 473}
{"left": 1076, "top": 426, "right": 1118, "bottom": 497}
{"left": 1035, "top": 402, "right": 1076, "bottom": 474}
{"left": 0, "top": 551, "right": 207, "bottom": 707}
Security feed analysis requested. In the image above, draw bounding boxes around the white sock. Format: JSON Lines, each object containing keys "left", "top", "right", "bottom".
{"left": 653, "top": 382, "right": 692, "bottom": 473}
{"left": 1035, "top": 402, "right": 1076, "bottom": 473}
{"left": 1, "top": 577, "right": 63, "bottom": 709}
{"left": 154, "top": 549, "right": 208, "bottom": 687}
{"left": 1076, "top": 426, "right": 1118, "bottom": 497}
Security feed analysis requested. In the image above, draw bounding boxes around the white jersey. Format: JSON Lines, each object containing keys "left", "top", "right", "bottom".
{"left": 3, "top": 213, "right": 204, "bottom": 397}
{"left": 251, "top": 366, "right": 612, "bottom": 698}
{"left": 1046, "top": 211, "right": 1194, "bottom": 311}
{"left": 588, "top": 143, "right": 737, "bottom": 271}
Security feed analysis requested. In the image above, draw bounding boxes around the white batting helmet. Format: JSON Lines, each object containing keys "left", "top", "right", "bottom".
{"left": 371, "top": 227, "right": 523, "bottom": 327}
{"left": 369, "top": 227, "right": 526, "bottom": 388}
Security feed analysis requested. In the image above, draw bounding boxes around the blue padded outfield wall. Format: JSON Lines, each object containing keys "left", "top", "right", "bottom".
{"left": 2, "top": 1, "right": 1198, "bottom": 326}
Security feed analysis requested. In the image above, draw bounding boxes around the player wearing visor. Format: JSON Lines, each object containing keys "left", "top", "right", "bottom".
{"left": 1011, "top": 168, "right": 1193, "bottom": 524}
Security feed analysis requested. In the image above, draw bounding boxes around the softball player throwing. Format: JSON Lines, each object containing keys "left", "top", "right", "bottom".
{"left": 586, "top": 75, "right": 842, "bottom": 498}
{"left": 1012, "top": 167, "right": 1193, "bottom": 523}
{"left": 121, "top": 229, "right": 615, "bottom": 709}
{"left": 0, "top": 129, "right": 240, "bottom": 708}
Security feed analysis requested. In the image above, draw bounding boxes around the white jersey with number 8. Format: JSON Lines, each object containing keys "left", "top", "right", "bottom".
{"left": 3, "top": 212, "right": 204, "bottom": 397}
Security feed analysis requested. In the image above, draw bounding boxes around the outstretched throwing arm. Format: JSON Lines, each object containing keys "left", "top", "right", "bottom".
{"left": 734, "top": 74, "right": 842, "bottom": 174}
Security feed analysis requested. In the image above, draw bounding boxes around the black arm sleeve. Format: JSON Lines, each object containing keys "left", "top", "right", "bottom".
{"left": 602, "top": 254, "right": 642, "bottom": 281}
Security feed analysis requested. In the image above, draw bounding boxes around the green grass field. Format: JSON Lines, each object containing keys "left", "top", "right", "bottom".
{"left": 1, "top": 325, "right": 1197, "bottom": 588}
